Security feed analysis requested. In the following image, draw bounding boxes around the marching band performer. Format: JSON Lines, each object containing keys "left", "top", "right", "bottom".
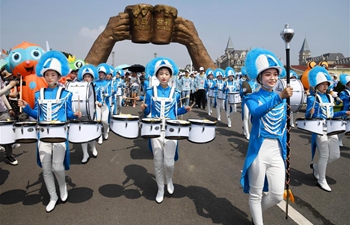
{"left": 140, "top": 58, "right": 191, "bottom": 204}
{"left": 18, "top": 50, "right": 82, "bottom": 212}
{"left": 95, "top": 63, "right": 112, "bottom": 145}
{"left": 77, "top": 65, "right": 99, "bottom": 163}
{"left": 225, "top": 67, "right": 239, "bottom": 128}
{"left": 337, "top": 73, "right": 350, "bottom": 146}
{"left": 239, "top": 66, "right": 259, "bottom": 140}
{"left": 204, "top": 69, "right": 215, "bottom": 115}
{"left": 213, "top": 69, "right": 226, "bottom": 122}
{"left": 240, "top": 48, "right": 292, "bottom": 225}
{"left": 307, "top": 66, "right": 350, "bottom": 192}
{"left": 111, "top": 68, "right": 126, "bottom": 115}
{"left": 180, "top": 70, "right": 193, "bottom": 107}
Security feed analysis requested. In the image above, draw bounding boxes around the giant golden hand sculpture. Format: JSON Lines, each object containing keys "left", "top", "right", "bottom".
{"left": 85, "top": 4, "right": 217, "bottom": 70}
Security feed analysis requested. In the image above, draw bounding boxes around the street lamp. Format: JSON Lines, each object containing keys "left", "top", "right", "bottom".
{"left": 280, "top": 23, "right": 294, "bottom": 220}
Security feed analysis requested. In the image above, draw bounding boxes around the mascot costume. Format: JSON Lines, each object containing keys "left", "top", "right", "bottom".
{"left": 4, "top": 41, "right": 48, "bottom": 108}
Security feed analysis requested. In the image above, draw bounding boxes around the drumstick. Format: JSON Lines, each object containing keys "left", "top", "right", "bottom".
{"left": 179, "top": 96, "right": 190, "bottom": 101}
{"left": 190, "top": 101, "right": 196, "bottom": 108}
{"left": 19, "top": 75, "right": 22, "bottom": 113}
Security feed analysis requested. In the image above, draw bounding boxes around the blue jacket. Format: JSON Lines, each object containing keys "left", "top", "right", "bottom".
{"left": 23, "top": 87, "right": 77, "bottom": 170}
{"left": 240, "top": 88, "right": 287, "bottom": 194}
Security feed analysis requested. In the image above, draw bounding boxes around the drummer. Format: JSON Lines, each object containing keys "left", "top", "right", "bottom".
{"left": 306, "top": 66, "right": 350, "bottom": 192}
{"left": 225, "top": 67, "right": 239, "bottom": 128}
{"left": 204, "top": 69, "right": 215, "bottom": 116}
{"left": 140, "top": 58, "right": 191, "bottom": 204}
{"left": 95, "top": 63, "right": 112, "bottom": 145}
{"left": 76, "top": 65, "right": 99, "bottom": 163}
{"left": 179, "top": 70, "right": 193, "bottom": 107}
{"left": 18, "top": 50, "right": 82, "bottom": 212}
{"left": 288, "top": 70, "right": 299, "bottom": 127}
{"left": 214, "top": 69, "right": 226, "bottom": 122}
{"left": 337, "top": 73, "right": 350, "bottom": 146}
{"left": 111, "top": 69, "right": 126, "bottom": 115}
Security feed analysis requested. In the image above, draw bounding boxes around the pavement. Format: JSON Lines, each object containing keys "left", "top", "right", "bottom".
{"left": 0, "top": 103, "right": 349, "bottom": 225}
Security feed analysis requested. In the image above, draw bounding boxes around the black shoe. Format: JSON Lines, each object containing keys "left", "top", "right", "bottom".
{"left": 5, "top": 155, "right": 18, "bottom": 166}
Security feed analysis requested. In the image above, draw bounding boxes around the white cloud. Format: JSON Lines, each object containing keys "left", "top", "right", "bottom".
{"left": 79, "top": 25, "right": 106, "bottom": 39}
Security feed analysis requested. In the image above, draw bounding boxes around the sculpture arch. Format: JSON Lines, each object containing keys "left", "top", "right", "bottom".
{"left": 84, "top": 4, "right": 216, "bottom": 71}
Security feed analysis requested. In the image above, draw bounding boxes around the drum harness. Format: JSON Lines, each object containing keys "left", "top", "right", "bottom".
{"left": 151, "top": 85, "right": 177, "bottom": 132}
{"left": 312, "top": 93, "right": 334, "bottom": 130}
{"left": 38, "top": 87, "right": 67, "bottom": 122}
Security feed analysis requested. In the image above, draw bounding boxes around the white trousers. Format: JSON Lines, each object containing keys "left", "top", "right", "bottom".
{"left": 81, "top": 141, "right": 96, "bottom": 159}
{"left": 216, "top": 98, "right": 225, "bottom": 119}
{"left": 96, "top": 105, "right": 109, "bottom": 135}
{"left": 314, "top": 133, "right": 340, "bottom": 182}
{"left": 111, "top": 96, "right": 123, "bottom": 115}
{"left": 151, "top": 131, "right": 177, "bottom": 189}
{"left": 225, "top": 100, "right": 237, "bottom": 125}
{"left": 38, "top": 141, "right": 66, "bottom": 201}
{"left": 207, "top": 94, "right": 214, "bottom": 114}
{"left": 248, "top": 139, "right": 285, "bottom": 225}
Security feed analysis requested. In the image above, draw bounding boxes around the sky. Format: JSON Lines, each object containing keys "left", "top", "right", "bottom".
{"left": 0, "top": 0, "right": 349, "bottom": 69}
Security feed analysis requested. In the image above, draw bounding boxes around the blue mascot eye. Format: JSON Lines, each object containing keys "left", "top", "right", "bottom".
{"left": 12, "top": 52, "right": 22, "bottom": 63}
{"left": 31, "top": 50, "right": 41, "bottom": 59}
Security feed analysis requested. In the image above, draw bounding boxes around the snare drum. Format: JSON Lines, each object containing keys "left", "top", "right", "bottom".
{"left": 273, "top": 79, "right": 305, "bottom": 113}
{"left": 227, "top": 92, "right": 241, "bottom": 104}
{"left": 295, "top": 118, "right": 324, "bottom": 135}
{"left": 187, "top": 119, "right": 216, "bottom": 143}
{"left": 326, "top": 118, "right": 346, "bottom": 136}
{"left": 13, "top": 122, "right": 38, "bottom": 143}
{"left": 38, "top": 121, "right": 67, "bottom": 143}
{"left": 66, "top": 82, "right": 96, "bottom": 121}
{"left": 140, "top": 118, "right": 162, "bottom": 138}
{"left": 110, "top": 114, "right": 139, "bottom": 139}
{"left": 68, "top": 121, "right": 102, "bottom": 143}
{"left": 165, "top": 120, "right": 190, "bottom": 140}
{"left": 0, "top": 121, "right": 15, "bottom": 145}
{"left": 208, "top": 89, "right": 215, "bottom": 98}
{"left": 217, "top": 90, "right": 226, "bottom": 100}
{"left": 345, "top": 118, "right": 350, "bottom": 135}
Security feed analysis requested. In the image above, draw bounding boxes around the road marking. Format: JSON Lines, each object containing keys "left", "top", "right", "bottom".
{"left": 277, "top": 200, "right": 313, "bottom": 225}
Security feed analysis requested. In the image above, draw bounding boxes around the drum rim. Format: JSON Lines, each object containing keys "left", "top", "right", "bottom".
{"left": 14, "top": 122, "right": 37, "bottom": 127}
{"left": 141, "top": 118, "right": 162, "bottom": 124}
{"left": 295, "top": 118, "right": 324, "bottom": 121}
{"left": 69, "top": 120, "right": 100, "bottom": 124}
{"left": 39, "top": 137, "right": 67, "bottom": 143}
{"left": 0, "top": 121, "right": 15, "bottom": 125}
{"left": 326, "top": 118, "right": 343, "bottom": 121}
{"left": 166, "top": 120, "right": 191, "bottom": 126}
{"left": 187, "top": 119, "right": 217, "bottom": 126}
{"left": 38, "top": 121, "right": 66, "bottom": 126}
{"left": 112, "top": 115, "right": 139, "bottom": 121}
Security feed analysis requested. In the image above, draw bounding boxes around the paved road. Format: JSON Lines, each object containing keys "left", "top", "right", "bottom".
{"left": 0, "top": 104, "right": 349, "bottom": 225}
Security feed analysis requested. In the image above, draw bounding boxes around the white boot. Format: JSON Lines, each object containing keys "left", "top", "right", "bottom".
{"left": 89, "top": 141, "right": 98, "bottom": 157}
{"left": 42, "top": 162, "right": 58, "bottom": 212}
{"left": 310, "top": 163, "right": 319, "bottom": 180}
{"left": 154, "top": 159, "right": 165, "bottom": 203}
{"left": 227, "top": 115, "right": 231, "bottom": 128}
{"left": 164, "top": 158, "right": 175, "bottom": 195}
{"left": 98, "top": 135, "right": 103, "bottom": 145}
{"left": 318, "top": 179, "right": 331, "bottom": 192}
{"left": 338, "top": 133, "right": 344, "bottom": 147}
{"left": 81, "top": 143, "right": 90, "bottom": 164}
{"left": 46, "top": 199, "right": 57, "bottom": 213}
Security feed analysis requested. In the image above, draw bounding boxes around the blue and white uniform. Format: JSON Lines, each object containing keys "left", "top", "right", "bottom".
{"left": 225, "top": 78, "right": 240, "bottom": 127}
{"left": 143, "top": 85, "right": 188, "bottom": 203}
{"left": 23, "top": 86, "right": 77, "bottom": 211}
